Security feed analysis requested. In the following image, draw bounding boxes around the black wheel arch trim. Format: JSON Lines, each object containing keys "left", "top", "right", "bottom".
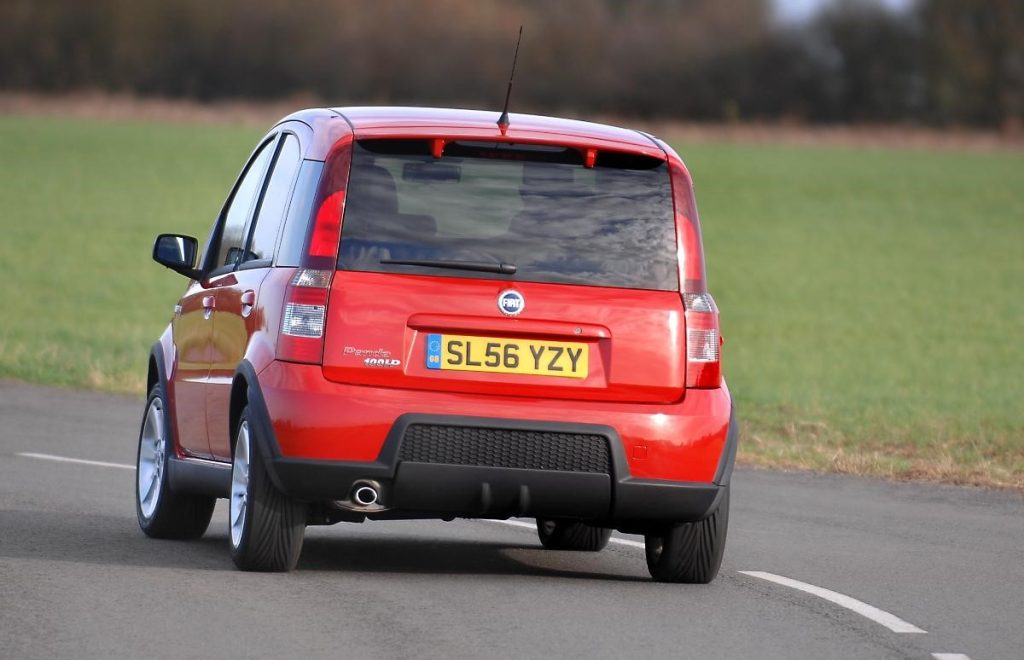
{"left": 713, "top": 404, "right": 739, "bottom": 487}
{"left": 233, "top": 359, "right": 293, "bottom": 494}
{"left": 148, "top": 341, "right": 168, "bottom": 397}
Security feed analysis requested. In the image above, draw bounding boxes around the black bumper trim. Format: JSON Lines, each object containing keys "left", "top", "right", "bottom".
{"left": 714, "top": 405, "right": 739, "bottom": 486}
{"left": 271, "top": 457, "right": 393, "bottom": 501}
{"left": 392, "top": 463, "right": 612, "bottom": 519}
{"left": 614, "top": 478, "right": 720, "bottom": 521}
{"left": 258, "top": 412, "right": 732, "bottom": 524}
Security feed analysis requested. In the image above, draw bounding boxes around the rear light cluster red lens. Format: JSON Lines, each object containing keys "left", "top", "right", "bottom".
{"left": 307, "top": 190, "right": 346, "bottom": 261}
{"left": 277, "top": 269, "right": 333, "bottom": 364}
{"left": 670, "top": 161, "right": 722, "bottom": 389}
{"left": 302, "top": 136, "right": 354, "bottom": 271}
{"left": 669, "top": 160, "right": 707, "bottom": 295}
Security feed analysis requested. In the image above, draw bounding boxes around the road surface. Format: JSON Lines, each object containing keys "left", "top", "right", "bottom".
{"left": 1, "top": 380, "right": 1020, "bottom": 659}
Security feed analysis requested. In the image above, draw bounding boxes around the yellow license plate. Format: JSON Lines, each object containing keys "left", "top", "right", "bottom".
{"left": 425, "top": 333, "right": 588, "bottom": 379}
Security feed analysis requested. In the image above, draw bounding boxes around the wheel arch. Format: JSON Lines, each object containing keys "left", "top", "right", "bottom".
{"left": 148, "top": 341, "right": 169, "bottom": 395}
{"left": 147, "top": 354, "right": 159, "bottom": 396}
{"left": 229, "top": 373, "right": 249, "bottom": 452}
{"left": 231, "top": 360, "right": 287, "bottom": 492}
{"left": 147, "top": 341, "right": 176, "bottom": 450}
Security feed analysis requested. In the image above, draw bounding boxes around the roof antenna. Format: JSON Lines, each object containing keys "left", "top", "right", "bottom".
{"left": 497, "top": 26, "right": 523, "bottom": 135}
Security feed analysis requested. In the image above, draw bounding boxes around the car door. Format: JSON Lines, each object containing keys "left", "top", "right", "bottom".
{"left": 192, "top": 136, "right": 277, "bottom": 457}
{"left": 206, "top": 132, "right": 304, "bottom": 460}
{"left": 170, "top": 279, "right": 215, "bottom": 458}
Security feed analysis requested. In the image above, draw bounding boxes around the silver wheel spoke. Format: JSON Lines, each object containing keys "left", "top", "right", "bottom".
{"left": 232, "top": 498, "right": 246, "bottom": 527}
{"left": 142, "top": 470, "right": 158, "bottom": 502}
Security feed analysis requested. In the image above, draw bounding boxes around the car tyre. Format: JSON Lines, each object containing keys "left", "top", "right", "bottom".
{"left": 536, "top": 518, "right": 613, "bottom": 551}
{"left": 644, "top": 488, "right": 729, "bottom": 583}
{"left": 136, "top": 385, "right": 216, "bottom": 539}
{"left": 229, "top": 407, "right": 307, "bottom": 572}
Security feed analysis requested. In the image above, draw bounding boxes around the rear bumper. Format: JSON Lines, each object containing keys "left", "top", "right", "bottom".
{"left": 249, "top": 361, "right": 735, "bottom": 524}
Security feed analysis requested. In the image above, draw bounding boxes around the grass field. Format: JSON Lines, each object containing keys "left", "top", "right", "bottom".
{"left": 1, "top": 115, "right": 1021, "bottom": 488}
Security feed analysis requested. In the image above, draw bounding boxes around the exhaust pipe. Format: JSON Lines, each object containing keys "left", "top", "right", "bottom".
{"left": 352, "top": 483, "right": 379, "bottom": 507}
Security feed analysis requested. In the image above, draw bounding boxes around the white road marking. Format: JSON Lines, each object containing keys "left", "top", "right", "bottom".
{"left": 740, "top": 571, "right": 927, "bottom": 634}
{"left": 17, "top": 452, "right": 134, "bottom": 470}
{"left": 481, "top": 518, "right": 647, "bottom": 549}
{"left": 932, "top": 654, "right": 971, "bottom": 660}
{"left": 491, "top": 523, "right": 935, "bottom": 638}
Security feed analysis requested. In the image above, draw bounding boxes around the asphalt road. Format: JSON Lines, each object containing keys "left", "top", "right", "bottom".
{"left": 1, "top": 380, "right": 1021, "bottom": 659}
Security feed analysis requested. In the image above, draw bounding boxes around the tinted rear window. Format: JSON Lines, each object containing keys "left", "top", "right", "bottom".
{"left": 338, "top": 139, "right": 678, "bottom": 291}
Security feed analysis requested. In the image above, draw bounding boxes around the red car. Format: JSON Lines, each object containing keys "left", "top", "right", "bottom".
{"left": 136, "top": 107, "right": 736, "bottom": 582}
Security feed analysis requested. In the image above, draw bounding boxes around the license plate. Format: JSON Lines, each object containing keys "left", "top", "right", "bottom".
{"left": 425, "top": 333, "right": 588, "bottom": 379}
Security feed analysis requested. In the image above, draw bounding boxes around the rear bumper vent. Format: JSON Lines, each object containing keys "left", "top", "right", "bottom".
{"left": 398, "top": 424, "right": 611, "bottom": 474}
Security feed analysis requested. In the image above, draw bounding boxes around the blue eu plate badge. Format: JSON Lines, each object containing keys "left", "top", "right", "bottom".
{"left": 426, "top": 334, "right": 443, "bottom": 369}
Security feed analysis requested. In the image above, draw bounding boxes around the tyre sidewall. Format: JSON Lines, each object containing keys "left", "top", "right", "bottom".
{"left": 536, "top": 518, "right": 612, "bottom": 551}
{"left": 645, "top": 487, "right": 730, "bottom": 583}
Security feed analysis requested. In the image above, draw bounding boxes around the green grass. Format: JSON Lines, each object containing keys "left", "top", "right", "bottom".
{"left": 0, "top": 116, "right": 261, "bottom": 391}
{"left": 1, "top": 116, "right": 1021, "bottom": 488}
{"left": 676, "top": 139, "right": 1024, "bottom": 488}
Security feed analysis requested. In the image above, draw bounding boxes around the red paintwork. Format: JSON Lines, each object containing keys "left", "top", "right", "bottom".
{"left": 158, "top": 106, "right": 729, "bottom": 487}
{"left": 170, "top": 281, "right": 214, "bottom": 458}
{"left": 334, "top": 107, "right": 662, "bottom": 153}
{"left": 321, "top": 271, "right": 686, "bottom": 405}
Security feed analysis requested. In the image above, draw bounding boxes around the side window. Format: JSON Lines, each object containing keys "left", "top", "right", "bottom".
{"left": 214, "top": 139, "right": 275, "bottom": 269}
{"left": 244, "top": 134, "right": 301, "bottom": 263}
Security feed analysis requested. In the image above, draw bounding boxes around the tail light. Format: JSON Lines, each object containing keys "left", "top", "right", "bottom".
{"left": 276, "top": 136, "right": 354, "bottom": 365}
{"left": 684, "top": 292, "right": 721, "bottom": 388}
{"left": 277, "top": 269, "right": 333, "bottom": 364}
{"left": 670, "top": 159, "right": 722, "bottom": 388}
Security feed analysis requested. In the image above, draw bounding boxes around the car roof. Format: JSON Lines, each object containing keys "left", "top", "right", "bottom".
{"left": 277, "top": 106, "right": 669, "bottom": 161}
{"left": 335, "top": 106, "right": 656, "bottom": 146}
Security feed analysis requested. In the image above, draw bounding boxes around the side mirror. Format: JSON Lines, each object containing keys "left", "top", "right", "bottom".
{"left": 153, "top": 233, "right": 201, "bottom": 279}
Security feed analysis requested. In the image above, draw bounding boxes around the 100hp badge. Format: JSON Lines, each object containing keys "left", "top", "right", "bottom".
{"left": 364, "top": 357, "right": 401, "bottom": 367}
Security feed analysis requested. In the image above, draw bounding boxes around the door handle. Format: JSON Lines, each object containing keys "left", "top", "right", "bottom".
{"left": 240, "top": 290, "right": 256, "bottom": 318}
{"left": 202, "top": 295, "right": 215, "bottom": 320}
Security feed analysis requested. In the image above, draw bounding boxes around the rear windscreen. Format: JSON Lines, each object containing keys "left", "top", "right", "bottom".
{"left": 338, "top": 139, "right": 678, "bottom": 291}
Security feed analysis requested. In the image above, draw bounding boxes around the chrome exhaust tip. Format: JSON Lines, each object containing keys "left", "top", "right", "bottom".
{"left": 352, "top": 483, "right": 379, "bottom": 507}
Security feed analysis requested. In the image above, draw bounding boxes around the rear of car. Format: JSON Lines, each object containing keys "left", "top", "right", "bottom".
{"left": 140, "top": 107, "right": 735, "bottom": 583}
